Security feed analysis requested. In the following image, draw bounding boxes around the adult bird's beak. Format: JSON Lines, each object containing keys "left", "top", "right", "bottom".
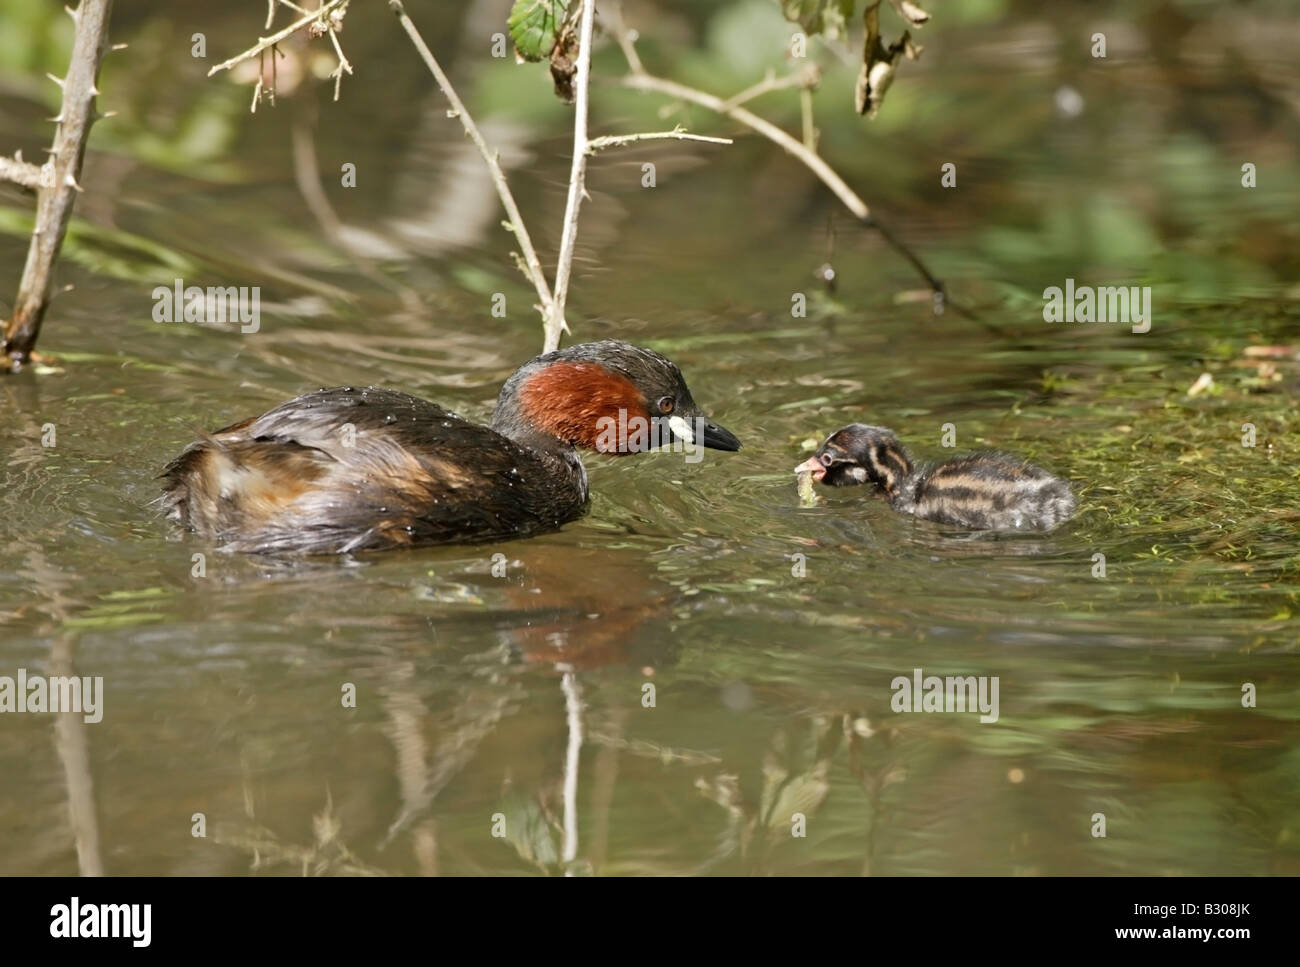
{"left": 660, "top": 413, "right": 742, "bottom": 451}
{"left": 699, "top": 418, "right": 742, "bottom": 452}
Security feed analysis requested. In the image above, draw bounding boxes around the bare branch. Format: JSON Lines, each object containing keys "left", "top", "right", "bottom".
{"left": 327, "top": 25, "right": 352, "bottom": 102}
{"left": 0, "top": 154, "right": 45, "bottom": 191}
{"left": 207, "top": 0, "right": 349, "bottom": 77}
{"left": 610, "top": 5, "right": 645, "bottom": 76}
{"left": 275, "top": 0, "right": 350, "bottom": 101}
{"left": 4, "top": 0, "right": 114, "bottom": 369}
{"left": 586, "top": 127, "right": 732, "bottom": 154}
{"left": 609, "top": 6, "right": 946, "bottom": 302}
{"left": 721, "top": 64, "right": 820, "bottom": 110}
{"left": 546, "top": 0, "right": 598, "bottom": 353}
{"left": 800, "top": 87, "right": 817, "bottom": 150}
{"left": 620, "top": 73, "right": 871, "bottom": 220}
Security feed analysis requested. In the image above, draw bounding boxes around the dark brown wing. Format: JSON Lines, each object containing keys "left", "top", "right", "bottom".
{"left": 161, "top": 387, "right": 588, "bottom": 554}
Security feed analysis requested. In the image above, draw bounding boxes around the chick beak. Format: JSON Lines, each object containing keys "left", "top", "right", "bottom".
{"left": 794, "top": 453, "right": 826, "bottom": 481}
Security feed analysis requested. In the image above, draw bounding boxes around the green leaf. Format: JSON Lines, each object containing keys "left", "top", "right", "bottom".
{"left": 780, "top": 0, "right": 856, "bottom": 38}
{"left": 507, "top": 0, "right": 571, "bottom": 62}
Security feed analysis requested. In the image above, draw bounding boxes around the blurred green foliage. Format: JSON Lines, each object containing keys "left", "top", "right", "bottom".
{"left": 1, "top": 0, "right": 1296, "bottom": 299}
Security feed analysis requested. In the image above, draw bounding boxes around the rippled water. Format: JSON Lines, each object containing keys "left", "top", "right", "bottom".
{"left": 1, "top": 0, "right": 1297, "bottom": 875}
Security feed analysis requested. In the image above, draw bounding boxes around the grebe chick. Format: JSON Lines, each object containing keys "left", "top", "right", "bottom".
{"left": 794, "top": 423, "right": 1076, "bottom": 532}
{"left": 161, "top": 340, "right": 741, "bottom": 554}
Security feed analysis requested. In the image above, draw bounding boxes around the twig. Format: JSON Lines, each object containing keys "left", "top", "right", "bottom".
{"left": 546, "top": 0, "right": 598, "bottom": 353}
{"left": 3, "top": 0, "right": 114, "bottom": 370}
{"left": 586, "top": 127, "right": 732, "bottom": 154}
{"left": 865, "top": 215, "right": 948, "bottom": 309}
{"left": 0, "top": 153, "right": 46, "bottom": 191}
{"left": 721, "top": 65, "right": 820, "bottom": 110}
{"left": 544, "top": 0, "right": 735, "bottom": 351}
{"left": 620, "top": 73, "right": 869, "bottom": 217}
{"left": 800, "top": 87, "right": 817, "bottom": 150}
{"left": 206, "top": 0, "right": 348, "bottom": 77}
{"left": 388, "top": 0, "right": 554, "bottom": 320}
{"left": 392, "top": 0, "right": 728, "bottom": 351}
{"left": 327, "top": 24, "right": 352, "bottom": 102}
{"left": 610, "top": 4, "right": 946, "bottom": 305}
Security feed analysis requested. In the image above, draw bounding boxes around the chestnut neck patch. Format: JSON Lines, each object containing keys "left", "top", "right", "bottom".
{"left": 518, "top": 361, "right": 648, "bottom": 452}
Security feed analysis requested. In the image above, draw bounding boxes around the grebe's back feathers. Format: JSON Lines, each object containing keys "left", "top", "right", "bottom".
{"left": 161, "top": 386, "right": 586, "bottom": 554}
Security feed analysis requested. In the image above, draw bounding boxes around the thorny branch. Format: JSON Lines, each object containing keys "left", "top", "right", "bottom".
{"left": 3, "top": 0, "right": 115, "bottom": 371}
{"left": 0, "top": 152, "right": 45, "bottom": 191}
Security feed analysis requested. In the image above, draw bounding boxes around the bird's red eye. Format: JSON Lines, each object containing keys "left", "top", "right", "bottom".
{"left": 657, "top": 396, "right": 675, "bottom": 415}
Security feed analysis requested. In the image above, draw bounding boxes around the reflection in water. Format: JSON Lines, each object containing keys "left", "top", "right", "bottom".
{"left": 558, "top": 669, "right": 583, "bottom": 867}
{"left": 380, "top": 646, "right": 523, "bottom": 849}
{"left": 52, "top": 632, "right": 104, "bottom": 877}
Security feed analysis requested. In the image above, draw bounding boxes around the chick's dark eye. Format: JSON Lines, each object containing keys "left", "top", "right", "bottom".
{"left": 657, "top": 396, "right": 675, "bottom": 415}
